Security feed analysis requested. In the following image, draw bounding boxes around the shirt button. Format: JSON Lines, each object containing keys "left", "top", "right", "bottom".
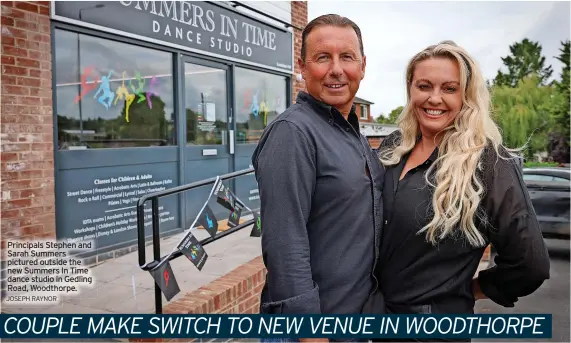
{"left": 384, "top": 220, "right": 388, "bottom": 225}
{"left": 345, "top": 127, "right": 350, "bottom": 132}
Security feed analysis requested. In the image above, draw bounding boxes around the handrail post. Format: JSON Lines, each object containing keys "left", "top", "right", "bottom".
{"left": 136, "top": 199, "right": 146, "bottom": 268}
{"left": 152, "top": 198, "right": 162, "bottom": 314}
{"left": 135, "top": 167, "right": 256, "bottom": 314}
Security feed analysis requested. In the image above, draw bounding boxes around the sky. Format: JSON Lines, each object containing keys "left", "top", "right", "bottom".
{"left": 307, "top": 0, "right": 571, "bottom": 119}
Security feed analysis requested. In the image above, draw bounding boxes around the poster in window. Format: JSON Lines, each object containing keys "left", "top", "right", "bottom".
{"left": 205, "top": 102, "right": 216, "bottom": 122}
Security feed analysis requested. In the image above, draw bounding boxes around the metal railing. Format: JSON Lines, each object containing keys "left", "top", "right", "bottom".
{"left": 136, "top": 167, "right": 256, "bottom": 314}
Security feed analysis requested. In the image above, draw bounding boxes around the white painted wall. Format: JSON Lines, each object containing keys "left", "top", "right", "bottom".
{"left": 243, "top": 1, "right": 291, "bottom": 24}
{"left": 359, "top": 123, "right": 399, "bottom": 137}
{"left": 221, "top": 1, "right": 292, "bottom": 27}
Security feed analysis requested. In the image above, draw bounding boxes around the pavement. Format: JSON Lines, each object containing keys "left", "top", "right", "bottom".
{"left": 475, "top": 238, "right": 570, "bottom": 343}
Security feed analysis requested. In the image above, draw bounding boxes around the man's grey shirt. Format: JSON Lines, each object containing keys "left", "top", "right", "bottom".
{"left": 252, "top": 91, "right": 385, "bottom": 314}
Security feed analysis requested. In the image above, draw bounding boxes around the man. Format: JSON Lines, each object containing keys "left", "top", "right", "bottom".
{"left": 252, "top": 13, "right": 385, "bottom": 335}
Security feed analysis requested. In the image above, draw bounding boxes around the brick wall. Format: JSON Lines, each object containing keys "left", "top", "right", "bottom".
{"left": 355, "top": 104, "right": 363, "bottom": 120}
{"left": 1, "top": 1, "right": 55, "bottom": 248}
{"left": 365, "top": 104, "right": 372, "bottom": 122}
{"left": 129, "top": 256, "right": 266, "bottom": 343}
{"left": 367, "top": 136, "right": 382, "bottom": 149}
{"left": 291, "top": 1, "right": 307, "bottom": 102}
{"left": 164, "top": 256, "right": 265, "bottom": 315}
{"left": 482, "top": 245, "right": 491, "bottom": 261}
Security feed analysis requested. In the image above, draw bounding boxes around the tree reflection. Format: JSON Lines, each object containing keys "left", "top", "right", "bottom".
{"left": 58, "top": 93, "right": 174, "bottom": 149}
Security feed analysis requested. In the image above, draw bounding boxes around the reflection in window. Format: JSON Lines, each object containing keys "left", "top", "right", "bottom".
{"left": 185, "top": 64, "right": 227, "bottom": 145}
{"left": 523, "top": 174, "right": 570, "bottom": 183}
{"left": 235, "top": 68, "right": 286, "bottom": 144}
{"left": 54, "top": 29, "right": 175, "bottom": 150}
{"left": 523, "top": 174, "right": 555, "bottom": 182}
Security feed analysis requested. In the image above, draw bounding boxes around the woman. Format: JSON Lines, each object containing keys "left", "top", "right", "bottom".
{"left": 375, "top": 41, "right": 550, "bottom": 341}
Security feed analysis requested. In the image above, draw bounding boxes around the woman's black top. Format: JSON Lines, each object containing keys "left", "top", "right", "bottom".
{"left": 376, "top": 131, "right": 550, "bottom": 315}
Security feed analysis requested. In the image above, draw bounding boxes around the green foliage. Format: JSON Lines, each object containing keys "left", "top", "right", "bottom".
{"left": 492, "top": 75, "right": 559, "bottom": 160}
{"left": 552, "top": 41, "right": 570, "bottom": 140}
{"left": 494, "top": 38, "right": 553, "bottom": 87}
{"left": 376, "top": 106, "right": 403, "bottom": 124}
{"left": 523, "top": 161, "right": 559, "bottom": 168}
{"left": 492, "top": 40, "right": 569, "bottom": 163}
{"left": 57, "top": 93, "right": 174, "bottom": 149}
{"left": 545, "top": 41, "right": 571, "bottom": 163}
{"left": 115, "top": 94, "right": 170, "bottom": 144}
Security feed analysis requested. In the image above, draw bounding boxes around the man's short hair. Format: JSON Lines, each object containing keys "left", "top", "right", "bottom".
{"left": 300, "top": 14, "right": 364, "bottom": 62}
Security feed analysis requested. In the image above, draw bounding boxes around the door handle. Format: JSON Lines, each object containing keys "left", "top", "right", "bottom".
{"left": 229, "top": 129, "right": 234, "bottom": 154}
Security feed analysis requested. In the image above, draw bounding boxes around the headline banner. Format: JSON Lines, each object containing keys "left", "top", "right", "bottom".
{"left": 0, "top": 314, "right": 552, "bottom": 339}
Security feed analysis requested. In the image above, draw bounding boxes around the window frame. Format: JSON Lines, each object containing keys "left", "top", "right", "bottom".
{"left": 53, "top": 28, "right": 179, "bottom": 151}
{"left": 360, "top": 104, "right": 368, "bottom": 120}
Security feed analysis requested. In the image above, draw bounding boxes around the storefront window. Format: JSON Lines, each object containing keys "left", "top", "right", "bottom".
{"left": 235, "top": 68, "right": 287, "bottom": 144}
{"left": 54, "top": 29, "right": 175, "bottom": 150}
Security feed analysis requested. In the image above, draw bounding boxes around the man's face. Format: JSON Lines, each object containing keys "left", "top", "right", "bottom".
{"left": 299, "top": 25, "right": 366, "bottom": 116}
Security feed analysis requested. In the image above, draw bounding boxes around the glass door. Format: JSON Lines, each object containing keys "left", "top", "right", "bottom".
{"left": 182, "top": 57, "right": 232, "bottom": 226}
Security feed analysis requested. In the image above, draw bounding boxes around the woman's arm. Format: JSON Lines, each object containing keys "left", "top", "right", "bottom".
{"left": 475, "top": 147, "right": 550, "bottom": 307}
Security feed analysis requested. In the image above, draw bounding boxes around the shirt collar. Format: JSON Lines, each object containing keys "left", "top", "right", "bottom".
{"left": 399, "top": 139, "right": 439, "bottom": 169}
{"left": 296, "top": 91, "right": 360, "bottom": 132}
{"left": 413, "top": 135, "right": 439, "bottom": 163}
{"left": 427, "top": 146, "right": 439, "bottom": 163}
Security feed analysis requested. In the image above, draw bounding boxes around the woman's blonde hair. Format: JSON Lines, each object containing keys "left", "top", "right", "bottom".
{"left": 379, "top": 40, "right": 518, "bottom": 248}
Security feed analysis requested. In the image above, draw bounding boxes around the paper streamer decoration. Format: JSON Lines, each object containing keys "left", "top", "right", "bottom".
{"left": 149, "top": 261, "right": 180, "bottom": 301}
{"left": 197, "top": 204, "right": 218, "bottom": 238}
{"left": 250, "top": 212, "right": 262, "bottom": 237}
{"left": 177, "top": 231, "right": 208, "bottom": 271}
{"left": 228, "top": 201, "right": 243, "bottom": 228}
{"left": 139, "top": 177, "right": 221, "bottom": 273}
{"left": 214, "top": 182, "right": 236, "bottom": 211}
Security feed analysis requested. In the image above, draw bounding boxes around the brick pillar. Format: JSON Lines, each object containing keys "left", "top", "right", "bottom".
{"left": 291, "top": 1, "right": 307, "bottom": 103}
{"left": 482, "top": 245, "right": 492, "bottom": 262}
{"left": 367, "top": 137, "right": 381, "bottom": 149}
{"left": 1, "top": 1, "right": 55, "bottom": 246}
